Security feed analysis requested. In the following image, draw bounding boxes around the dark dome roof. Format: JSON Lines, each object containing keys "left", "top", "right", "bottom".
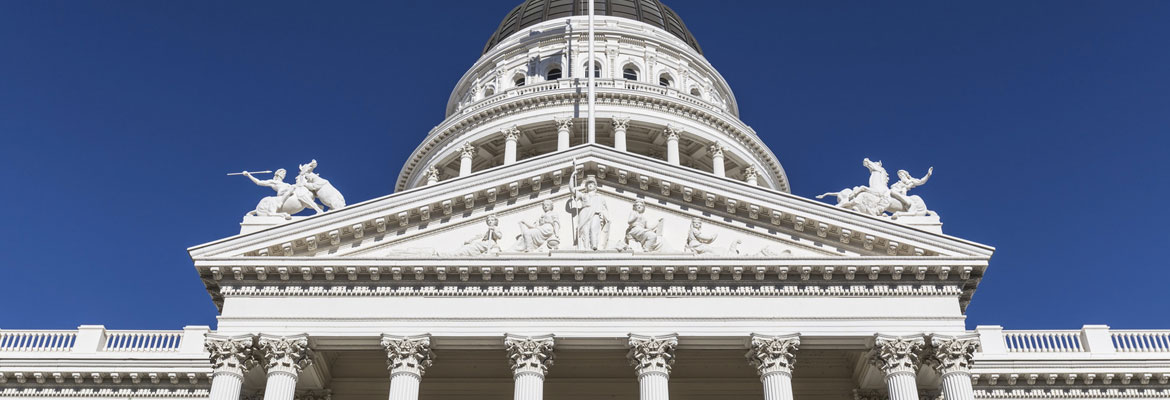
{"left": 483, "top": 0, "right": 702, "bottom": 55}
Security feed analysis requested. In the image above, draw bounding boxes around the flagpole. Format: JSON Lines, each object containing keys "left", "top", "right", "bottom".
{"left": 586, "top": 0, "right": 596, "bottom": 144}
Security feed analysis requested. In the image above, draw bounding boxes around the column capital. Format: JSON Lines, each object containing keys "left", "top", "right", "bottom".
{"left": 746, "top": 333, "right": 800, "bottom": 376}
{"left": 459, "top": 142, "right": 476, "bottom": 159}
{"left": 627, "top": 333, "right": 678, "bottom": 377}
{"left": 663, "top": 124, "right": 681, "bottom": 141}
{"left": 554, "top": 116, "right": 574, "bottom": 130}
{"left": 709, "top": 142, "right": 725, "bottom": 158}
{"left": 425, "top": 167, "right": 441, "bottom": 183}
{"left": 205, "top": 334, "right": 256, "bottom": 377}
{"left": 503, "top": 125, "right": 521, "bottom": 141}
{"left": 611, "top": 116, "right": 631, "bottom": 131}
{"left": 928, "top": 334, "right": 981, "bottom": 376}
{"left": 258, "top": 334, "right": 313, "bottom": 376}
{"left": 743, "top": 165, "right": 760, "bottom": 181}
{"left": 505, "top": 334, "right": 555, "bottom": 377}
{"left": 870, "top": 334, "right": 926, "bottom": 376}
{"left": 380, "top": 334, "right": 435, "bottom": 378}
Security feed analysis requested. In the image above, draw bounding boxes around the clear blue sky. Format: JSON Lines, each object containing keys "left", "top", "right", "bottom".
{"left": 1, "top": 1, "right": 1167, "bottom": 330}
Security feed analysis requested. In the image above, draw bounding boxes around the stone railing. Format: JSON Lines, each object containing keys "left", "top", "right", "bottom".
{"left": 977, "top": 325, "right": 1170, "bottom": 356}
{"left": 0, "top": 325, "right": 207, "bottom": 356}
{"left": 0, "top": 330, "right": 77, "bottom": 352}
{"left": 458, "top": 78, "right": 727, "bottom": 116}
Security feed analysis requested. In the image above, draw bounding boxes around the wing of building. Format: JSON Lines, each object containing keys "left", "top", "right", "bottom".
{"left": 3, "top": 1, "right": 1168, "bottom": 400}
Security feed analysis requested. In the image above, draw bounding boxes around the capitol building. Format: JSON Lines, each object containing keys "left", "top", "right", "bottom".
{"left": 2, "top": 1, "right": 1168, "bottom": 400}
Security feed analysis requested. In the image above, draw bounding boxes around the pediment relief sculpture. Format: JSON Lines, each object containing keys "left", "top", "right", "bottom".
{"left": 233, "top": 159, "right": 346, "bottom": 219}
{"left": 569, "top": 175, "right": 610, "bottom": 251}
{"left": 818, "top": 158, "right": 936, "bottom": 220}
{"left": 513, "top": 200, "right": 562, "bottom": 252}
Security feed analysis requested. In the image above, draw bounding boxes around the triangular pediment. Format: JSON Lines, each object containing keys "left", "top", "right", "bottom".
{"left": 189, "top": 145, "right": 994, "bottom": 261}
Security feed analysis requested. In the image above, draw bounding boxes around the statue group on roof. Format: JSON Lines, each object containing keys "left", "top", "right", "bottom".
{"left": 818, "top": 158, "right": 937, "bottom": 219}
{"left": 237, "top": 159, "right": 347, "bottom": 219}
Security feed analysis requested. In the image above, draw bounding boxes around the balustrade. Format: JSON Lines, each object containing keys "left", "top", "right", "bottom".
{"left": 1112, "top": 330, "right": 1170, "bottom": 353}
{"left": 0, "top": 325, "right": 206, "bottom": 355}
{"left": 1003, "top": 331, "right": 1084, "bottom": 353}
{"left": 978, "top": 325, "right": 1170, "bottom": 355}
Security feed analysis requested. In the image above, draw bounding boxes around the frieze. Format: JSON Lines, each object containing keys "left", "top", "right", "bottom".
{"left": 217, "top": 283, "right": 964, "bottom": 298}
{"left": 0, "top": 388, "right": 210, "bottom": 398}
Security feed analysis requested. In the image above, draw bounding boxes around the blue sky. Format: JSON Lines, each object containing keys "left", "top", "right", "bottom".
{"left": 1, "top": 1, "right": 1167, "bottom": 330}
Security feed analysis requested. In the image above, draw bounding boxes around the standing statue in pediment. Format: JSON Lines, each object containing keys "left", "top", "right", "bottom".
{"left": 514, "top": 200, "right": 561, "bottom": 252}
{"left": 624, "top": 200, "right": 664, "bottom": 252}
{"left": 570, "top": 175, "right": 610, "bottom": 250}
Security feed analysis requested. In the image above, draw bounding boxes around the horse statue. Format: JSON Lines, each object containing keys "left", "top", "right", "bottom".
{"left": 817, "top": 158, "right": 936, "bottom": 218}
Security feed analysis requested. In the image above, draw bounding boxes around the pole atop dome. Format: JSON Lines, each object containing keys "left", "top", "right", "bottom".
{"left": 587, "top": 0, "right": 596, "bottom": 144}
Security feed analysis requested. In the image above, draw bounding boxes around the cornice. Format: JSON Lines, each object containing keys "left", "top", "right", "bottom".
{"left": 974, "top": 388, "right": 1170, "bottom": 399}
{"left": 216, "top": 283, "right": 965, "bottom": 298}
{"left": 0, "top": 387, "right": 210, "bottom": 398}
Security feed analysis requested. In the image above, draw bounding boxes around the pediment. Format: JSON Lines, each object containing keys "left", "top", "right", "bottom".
{"left": 189, "top": 145, "right": 994, "bottom": 261}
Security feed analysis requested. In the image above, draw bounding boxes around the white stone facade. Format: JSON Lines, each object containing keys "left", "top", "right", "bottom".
{"left": 3, "top": 3, "right": 1168, "bottom": 400}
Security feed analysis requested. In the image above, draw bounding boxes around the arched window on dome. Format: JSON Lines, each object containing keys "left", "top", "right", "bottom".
{"left": 623, "top": 65, "right": 639, "bottom": 81}
{"left": 583, "top": 61, "right": 601, "bottom": 78}
{"left": 513, "top": 73, "right": 526, "bottom": 88}
{"left": 546, "top": 66, "right": 562, "bottom": 81}
{"left": 659, "top": 73, "right": 674, "bottom": 87}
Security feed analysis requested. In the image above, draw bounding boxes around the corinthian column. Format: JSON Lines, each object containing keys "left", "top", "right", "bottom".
{"left": 258, "top": 334, "right": 313, "bottom": 400}
{"left": 555, "top": 116, "right": 573, "bottom": 151}
{"left": 612, "top": 117, "right": 630, "bottom": 152}
{"left": 206, "top": 334, "right": 256, "bottom": 400}
{"left": 505, "top": 334, "right": 555, "bottom": 400}
{"left": 459, "top": 143, "right": 475, "bottom": 176}
{"left": 709, "top": 143, "right": 725, "bottom": 177}
{"left": 664, "top": 126, "right": 681, "bottom": 165}
{"left": 381, "top": 334, "right": 435, "bottom": 400}
{"left": 928, "top": 335, "right": 980, "bottom": 400}
{"left": 870, "top": 334, "right": 926, "bottom": 400}
{"left": 743, "top": 166, "right": 760, "bottom": 186}
{"left": 425, "top": 167, "right": 440, "bottom": 186}
{"left": 746, "top": 334, "right": 800, "bottom": 400}
{"left": 627, "top": 334, "right": 678, "bottom": 400}
{"left": 503, "top": 126, "right": 521, "bottom": 165}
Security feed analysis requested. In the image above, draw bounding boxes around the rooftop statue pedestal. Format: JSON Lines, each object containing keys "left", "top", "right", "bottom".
{"left": 895, "top": 215, "right": 943, "bottom": 234}
{"left": 241, "top": 216, "right": 307, "bottom": 235}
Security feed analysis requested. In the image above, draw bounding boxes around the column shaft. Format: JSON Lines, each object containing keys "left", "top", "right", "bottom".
{"left": 262, "top": 370, "right": 298, "bottom": 400}
{"left": 712, "top": 154, "right": 725, "bottom": 177}
{"left": 505, "top": 139, "right": 517, "bottom": 165}
{"left": 513, "top": 372, "right": 544, "bottom": 400}
{"left": 637, "top": 371, "right": 670, "bottom": 400}
{"left": 557, "top": 127, "right": 570, "bottom": 150}
{"left": 761, "top": 371, "right": 794, "bottom": 400}
{"left": 208, "top": 371, "right": 244, "bottom": 400}
{"left": 614, "top": 127, "right": 627, "bottom": 151}
{"left": 666, "top": 138, "right": 679, "bottom": 164}
{"left": 459, "top": 156, "right": 472, "bottom": 176}
{"left": 885, "top": 371, "right": 920, "bottom": 400}
{"left": 388, "top": 371, "right": 422, "bottom": 400}
{"left": 940, "top": 371, "right": 974, "bottom": 400}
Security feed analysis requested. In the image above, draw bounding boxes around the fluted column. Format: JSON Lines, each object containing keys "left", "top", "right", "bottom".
{"left": 506, "top": 334, "right": 555, "bottom": 400}
{"left": 710, "top": 143, "right": 725, "bottom": 177}
{"left": 381, "top": 334, "right": 435, "bottom": 400}
{"left": 503, "top": 125, "right": 520, "bottom": 165}
{"left": 870, "top": 334, "right": 926, "bottom": 400}
{"left": 628, "top": 334, "right": 678, "bottom": 400}
{"left": 258, "top": 334, "right": 313, "bottom": 400}
{"left": 555, "top": 117, "right": 573, "bottom": 151}
{"left": 206, "top": 334, "right": 256, "bottom": 400}
{"left": 746, "top": 334, "right": 800, "bottom": 400}
{"left": 664, "top": 125, "right": 681, "bottom": 165}
{"left": 928, "top": 335, "right": 980, "bottom": 400}
{"left": 459, "top": 143, "right": 475, "bottom": 176}
{"left": 425, "top": 167, "right": 440, "bottom": 186}
{"left": 743, "top": 166, "right": 760, "bottom": 186}
{"left": 612, "top": 117, "right": 630, "bottom": 152}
